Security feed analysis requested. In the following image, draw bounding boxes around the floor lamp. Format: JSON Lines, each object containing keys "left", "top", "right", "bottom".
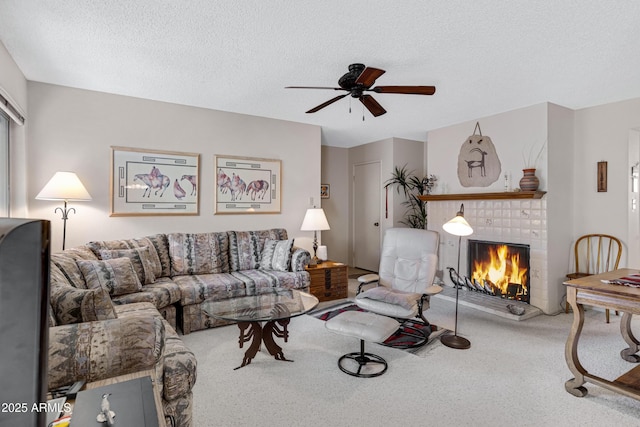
{"left": 440, "top": 203, "right": 473, "bottom": 350}
{"left": 36, "top": 171, "right": 92, "bottom": 250}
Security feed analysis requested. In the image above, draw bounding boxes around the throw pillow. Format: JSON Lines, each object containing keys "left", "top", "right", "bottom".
{"left": 228, "top": 229, "right": 287, "bottom": 271}
{"left": 50, "top": 283, "right": 117, "bottom": 325}
{"left": 87, "top": 237, "right": 164, "bottom": 278}
{"left": 99, "top": 246, "right": 156, "bottom": 285}
{"left": 78, "top": 257, "right": 143, "bottom": 296}
{"left": 356, "top": 286, "right": 422, "bottom": 311}
{"left": 259, "top": 238, "right": 294, "bottom": 271}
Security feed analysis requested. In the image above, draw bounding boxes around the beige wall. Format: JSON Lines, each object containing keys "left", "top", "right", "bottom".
{"left": 26, "top": 82, "right": 321, "bottom": 251}
{"left": 320, "top": 145, "right": 349, "bottom": 263}
{"left": 574, "top": 97, "right": 640, "bottom": 258}
{"left": 0, "top": 41, "right": 28, "bottom": 217}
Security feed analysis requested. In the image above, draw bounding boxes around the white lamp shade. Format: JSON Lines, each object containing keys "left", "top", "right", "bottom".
{"left": 443, "top": 215, "right": 473, "bottom": 237}
{"left": 300, "top": 208, "right": 330, "bottom": 231}
{"left": 36, "top": 171, "right": 92, "bottom": 201}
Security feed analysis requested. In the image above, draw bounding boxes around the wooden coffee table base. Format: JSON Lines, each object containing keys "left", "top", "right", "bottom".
{"left": 234, "top": 318, "right": 293, "bottom": 370}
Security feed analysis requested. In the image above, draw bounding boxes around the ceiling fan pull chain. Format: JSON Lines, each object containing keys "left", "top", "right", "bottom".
{"left": 349, "top": 97, "right": 352, "bottom": 113}
{"left": 362, "top": 103, "right": 365, "bottom": 121}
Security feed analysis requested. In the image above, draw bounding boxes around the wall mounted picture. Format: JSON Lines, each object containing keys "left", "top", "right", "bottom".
{"left": 215, "top": 155, "right": 281, "bottom": 214}
{"left": 457, "top": 122, "right": 501, "bottom": 187}
{"left": 321, "top": 184, "right": 330, "bottom": 199}
{"left": 597, "top": 161, "right": 607, "bottom": 192}
{"left": 110, "top": 146, "right": 200, "bottom": 216}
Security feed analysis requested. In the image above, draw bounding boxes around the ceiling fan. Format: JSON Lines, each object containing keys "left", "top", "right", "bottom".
{"left": 286, "top": 63, "right": 436, "bottom": 117}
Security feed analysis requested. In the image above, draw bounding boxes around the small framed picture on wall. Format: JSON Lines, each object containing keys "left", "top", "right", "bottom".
{"left": 597, "top": 161, "right": 607, "bottom": 192}
{"left": 321, "top": 184, "right": 330, "bottom": 199}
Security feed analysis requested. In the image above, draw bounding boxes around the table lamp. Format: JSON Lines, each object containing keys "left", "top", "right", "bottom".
{"left": 36, "top": 171, "right": 92, "bottom": 250}
{"left": 300, "top": 207, "right": 330, "bottom": 266}
{"left": 440, "top": 203, "right": 473, "bottom": 350}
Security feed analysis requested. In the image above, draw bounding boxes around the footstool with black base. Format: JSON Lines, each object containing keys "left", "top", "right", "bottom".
{"left": 325, "top": 310, "right": 400, "bottom": 378}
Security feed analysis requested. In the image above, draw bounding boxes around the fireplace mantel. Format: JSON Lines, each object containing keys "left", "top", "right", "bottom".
{"left": 418, "top": 191, "right": 546, "bottom": 201}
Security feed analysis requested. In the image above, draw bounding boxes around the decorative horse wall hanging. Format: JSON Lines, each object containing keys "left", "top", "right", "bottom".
{"left": 457, "top": 122, "right": 501, "bottom": 187}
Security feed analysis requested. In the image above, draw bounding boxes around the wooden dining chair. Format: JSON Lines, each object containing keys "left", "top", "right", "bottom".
{"left": 565, "top": 234, "right": 622, "bottom": 322}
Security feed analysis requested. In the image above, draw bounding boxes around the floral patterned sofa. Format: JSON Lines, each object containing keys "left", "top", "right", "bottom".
{"left": 47, "top": 228, "right": 310, "bottom": 427}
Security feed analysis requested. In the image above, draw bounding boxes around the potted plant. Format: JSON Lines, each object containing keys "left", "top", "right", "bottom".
{"left": 385, "top": 165, "right": 437, "bottom": 229}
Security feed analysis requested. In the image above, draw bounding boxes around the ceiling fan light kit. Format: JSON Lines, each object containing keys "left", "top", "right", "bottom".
{"left": 286, "top": 63, "right": 436, "bottom": 117}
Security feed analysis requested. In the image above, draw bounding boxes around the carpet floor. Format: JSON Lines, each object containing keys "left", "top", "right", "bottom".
{"left": 181, "top": 296, "right": 640, "bottom": 427}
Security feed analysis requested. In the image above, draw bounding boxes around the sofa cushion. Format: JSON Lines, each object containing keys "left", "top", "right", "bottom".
{"left": 111, "top": 277, "right": 181, "bottom": 309}
{"left": 231, "top": 269, "right": 310, "bottom": 294}
{"left": 228, "top": 228, "right": 288, "bottom": 271}
{"left": 87, "top": 236, "right": 164, "bottom": 278}
{"left": 173, "top": 273, "right": 246, "bottom": 306}
{"left": 99, "top": 246, "right": 157, "bottom": 285}
{"left": 78, "top": 258, "right": 143, "bottom": 296}
{"left": 50, "top": 279, "right": 117, "bottom": 325}
{"left": 259, "top": 238, "right": 294, "bottom": 271}
{"left": 167, "top": 232, "right": 229, "bottom": 276}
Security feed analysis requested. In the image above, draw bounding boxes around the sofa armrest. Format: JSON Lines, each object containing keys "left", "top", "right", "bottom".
{"left": 48, "top": 316, "right": 165, "bottom": 390}
{"left": 290, "top": 246, "right": 311, "bottom": 272}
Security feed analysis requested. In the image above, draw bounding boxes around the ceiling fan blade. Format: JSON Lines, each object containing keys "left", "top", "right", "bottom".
{"left": 355, "top": 67, "right": 386, "bottom": 88}
{"left": 371, "top": 85, "right": 436, "bottom": 95}
{"left": 306, "top": 94, "right": 349, "bottom": 113}
{"left": 360, "top": 95, "right": 386, "bottom": 117}
{"left": 286, "top": 86, "right": 347, "bottom": 91}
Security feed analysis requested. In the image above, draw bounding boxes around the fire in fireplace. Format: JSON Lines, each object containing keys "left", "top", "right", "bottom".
{"left": 467, "top": 240, "right": 530, "bottom": 303}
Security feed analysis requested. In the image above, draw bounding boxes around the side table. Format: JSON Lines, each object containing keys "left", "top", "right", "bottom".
{"left": 564, "top": 269, "right": 640, "bottom": 402}
{"left": 69, "top": 369, "right": 165, "bottom": 427}
{"left": 306, "top": 260, "right": 348, "bottom": 302}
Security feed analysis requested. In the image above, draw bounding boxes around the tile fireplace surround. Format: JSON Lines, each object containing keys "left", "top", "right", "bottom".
{"left": 428, "top": 198, "right": 558, "bottom": 314}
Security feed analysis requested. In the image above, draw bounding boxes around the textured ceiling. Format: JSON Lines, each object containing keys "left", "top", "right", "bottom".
{"left": 2, "top": 1, "right": 640, "bottom": 147}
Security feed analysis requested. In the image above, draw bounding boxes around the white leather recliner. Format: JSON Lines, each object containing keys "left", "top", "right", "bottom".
{"left": 355, "top": 227, "right": 442, "bottom": 348}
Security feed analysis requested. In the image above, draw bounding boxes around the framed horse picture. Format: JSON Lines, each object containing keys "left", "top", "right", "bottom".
{"left": 215, "top": 155, "right": 281, "bottom": 214}
{"left": 110, "top": 146, "right": 200, "bottom": 216}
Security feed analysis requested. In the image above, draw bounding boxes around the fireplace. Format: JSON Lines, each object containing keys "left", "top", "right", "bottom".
{"left": 467, "top": 240, "right": 530, "bottom": 304}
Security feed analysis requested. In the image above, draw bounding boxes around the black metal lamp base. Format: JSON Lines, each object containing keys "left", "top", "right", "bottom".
{"left": 440, "top": 334, "right": 471, "bottom": 350}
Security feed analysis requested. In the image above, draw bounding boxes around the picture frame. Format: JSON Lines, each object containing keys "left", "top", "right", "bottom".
{"left": 321, "top": 184, "right": 330, "bottom": 199}
{"left": 215, "top": 155, "right": 281, "bottom": 214}
{"left": 110, "top": 146, "right": 200, "bottom": 216}
{"left": 597, "top": 161, "right": 607, "bottom": 192}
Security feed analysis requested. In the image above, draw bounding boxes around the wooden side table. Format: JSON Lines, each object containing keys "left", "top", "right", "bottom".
{"left": 306, "top": 260, "right": 348, "bottom": 302}
{"left": 564, "top": 269, "right": 640, "bottom": 401}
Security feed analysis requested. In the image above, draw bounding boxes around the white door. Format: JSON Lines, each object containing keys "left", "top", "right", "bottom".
{"left": 354, "top": 162, "right": 381, "bottom": 271}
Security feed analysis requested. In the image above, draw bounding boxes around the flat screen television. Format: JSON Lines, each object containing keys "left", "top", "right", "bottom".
{"left": 0, "top": 219, "right": 50, "bottom": 427}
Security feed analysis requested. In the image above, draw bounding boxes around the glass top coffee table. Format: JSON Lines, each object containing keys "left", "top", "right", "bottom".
{"left": 202, "top": 287, "right": 319, "bottom": 370}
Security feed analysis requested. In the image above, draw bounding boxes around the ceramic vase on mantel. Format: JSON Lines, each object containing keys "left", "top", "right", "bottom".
{"left": 519, "top": 168, "right": 540, "bottom": 191}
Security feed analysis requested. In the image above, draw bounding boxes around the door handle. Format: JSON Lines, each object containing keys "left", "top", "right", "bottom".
{"left": 374, "top": 222, "right": 379, "bottom": 227}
